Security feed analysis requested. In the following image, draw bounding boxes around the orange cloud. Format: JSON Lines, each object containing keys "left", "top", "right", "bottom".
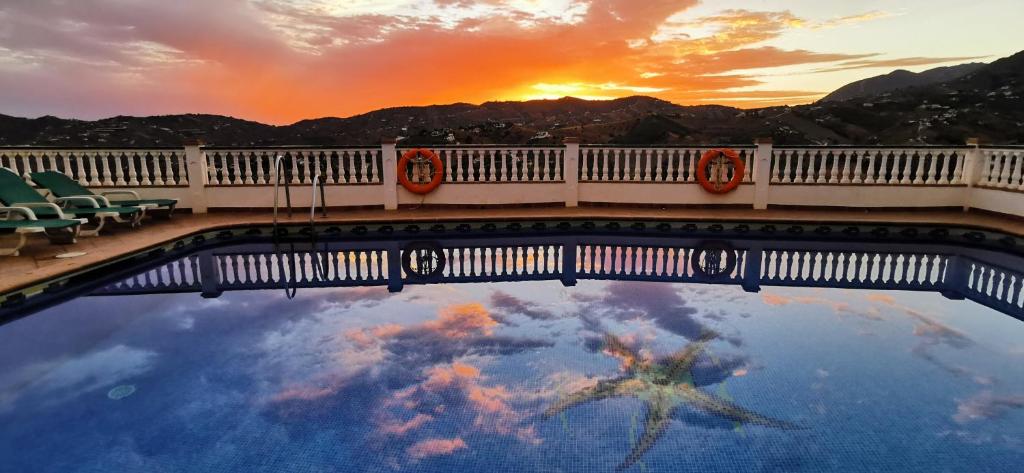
{"left": 760, "top": 291, "right": 883, "bottom": 320}
{"left": 423, "top": 361, "right": 482, "bottom": 390}
{"left": 816, "top": 56, "right": 986, "bottom": 73}
{"left": 424, "top": 303, "right": 498, "bottom": 338}
{"left": 406, "top": 437, "right": 468, "bottom": 459}
{"left": 379, "top": 413, "right": 434, "bottom": 436}
{"left": 865, "top": 294, "right": 896, "bottom": 305}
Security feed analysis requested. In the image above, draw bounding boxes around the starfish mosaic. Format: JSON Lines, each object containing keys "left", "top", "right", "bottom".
{"left": 544, "top": 332, "right": 802, "bottom": 470}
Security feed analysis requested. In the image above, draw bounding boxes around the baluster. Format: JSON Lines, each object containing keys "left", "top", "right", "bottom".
{"left": 559, "top": 149, "right": 567, "bottom": 181}
{"left": 299, "top": 151, "right": 311, "bottom": 184}
{"left": 70, "top": 152, "right": 86, "bottom": 184}
{"left": 924, "top": 151, "right": 938, "bottom": 184}
{"left": 881, "top": 151, "right": 895, "bottom": 184}
{"left": 171, "top": 151, "right": 186, "bottom": 186}
{"left": 286, "top": 152, "right": 299, "bottom": 184}
{"left": 643, "top": 148, "right": 659, "bottom": 182}
{"left": 85, "top": 152, "right": 102, "bottom": 186}
{"left": 628, "top": 150, "right": 639, "bottom": 181}
{"left": 483, "top": 149, "right": 494, "bottom": 182}
{"left": 30, "top": 152, "right": 43, "bottom": 174}
{"left": 899, "top": 150, "right": 913, "bottom": 184}
{"left": 117, "top": 151, "right": 136, "bottom": 186}
{"left": 849, "top": 150, "right": 864, "bottom": 184}
{"left": 770, "top": 150, "right": 781, "bottom": 183}
{"left": 942, "top": 150, "right": 958, "bottom": 184}
{"left": 536, "top": 149, "right": 544, "bottom": 181}
{"left": 1009, "top": 151, "right": 1023, "bottom": 190}
{"left": 792, "top": 150, "right": 805, "bottom": 183}
{"left": 861, "top": 150, "right": 875, "bottom": 184}
{"left": 606, "top": 149, "right": 618, "bottom": 181}
{"left": 780, "top": 150, "right": 793, "bottom": 183}
{"left": 357, "top": 149, "right": 369, "bottom": 184}
{"left": 912, "top": 150, "right": 927, "bottom": 184}
{"left": 343, "top": 150, "right": 356, "bottom": 184}
{"left": 837, "top": 150, "right": 851, "bottom": 184}
{"left": 148, "top": 151, "right": 164, "bottom": 185}
{"left": 449, "top": 150, "right": 460, "bottom": 182}
{"left": 320, "top": 151, "right": 334, "bottom": 184}
{"left": 641, "top": 149, "right": 652, "bottom": 181}
{"left": 108, "top": 152, "right": 125, "bottom": 186}
{"left": 934, "top": 152, "right": 948, "bottom": 184}
{"left": 94, "top": 152, "right": 112, "bottom": 185}
{"left": 41, "top": 151, "right": 55, "bottom": 172}
{"left": 238, "top": 151, "right": 252, "bottom": 184}
{"left": 253, "top": 151, "right": 267, "bottom": 184}
{"left": 815, "top": 150, "right": 827, "bottom": 183}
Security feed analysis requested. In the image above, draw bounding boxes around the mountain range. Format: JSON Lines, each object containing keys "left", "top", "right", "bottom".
{"left": 2, "top": 50, "right": 1022, "bottom": 146}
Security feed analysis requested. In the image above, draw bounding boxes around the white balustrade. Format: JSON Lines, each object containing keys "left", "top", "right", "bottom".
{"left": 397, "top": 147, "right": 564, "bottom": 183}
{"left": 979, "top": 148, "right": 1024, "bottom": 190}
{"left": 770, "top": 148, "right": 964, "bottom": 185}
{"left": 0, "top": 148, "right": 188, "bottom": 186}
{"left": 203, "top": 148, "right": 382, "bottom": 185}
{"left": 2, "top": 143, "right": 1023, "bottom": 218}
{"left": 580, "top": 147, "right": 755, "bottom": 183}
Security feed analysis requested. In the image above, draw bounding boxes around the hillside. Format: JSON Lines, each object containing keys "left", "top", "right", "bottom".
{"left": 1, "top": 50, "right": 1022, "bottom": 146}
{"left": 820, "top": 63, "right": 985, "bottom": 102}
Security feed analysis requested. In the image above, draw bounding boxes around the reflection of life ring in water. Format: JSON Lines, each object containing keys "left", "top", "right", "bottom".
{"left": 696, "top": 148, "right": 744, "bottom": 194}
{"left": 401, "top": 241, "right": 447, "bottom": 279}
{"left": 690, "top": 241, "right": 737, "bottom": 279}
{"left": 398, "top": 148, "right": 444, "bottom": 194}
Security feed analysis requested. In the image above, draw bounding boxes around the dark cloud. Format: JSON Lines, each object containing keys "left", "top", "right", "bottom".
{"left": 595, "top": 281, "right": 706, "bottom": 340}
{"left": 490, "top": 290, "right": 557, "bottom": 321}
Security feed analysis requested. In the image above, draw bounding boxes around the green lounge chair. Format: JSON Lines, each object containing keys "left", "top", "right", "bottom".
{"left": 29, "top": 170, "right": 177, "bottom": 218}
{"left": 0, "top": 206, "right": 84, "bottom": 256}
{"left": 0, "top": 167, "right": 142, "bottom": 236}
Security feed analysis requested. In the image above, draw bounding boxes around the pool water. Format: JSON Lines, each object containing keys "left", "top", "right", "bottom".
{"left": 1, "top": 234, "right": 1023, "bottom": 472}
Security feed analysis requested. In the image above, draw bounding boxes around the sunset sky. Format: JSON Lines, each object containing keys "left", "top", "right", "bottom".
{"left": 1, "top": 0, "right": 1022, "bottom": 124}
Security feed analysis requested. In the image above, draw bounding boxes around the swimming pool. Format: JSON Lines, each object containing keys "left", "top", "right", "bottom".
{"left": 1, "top": 220, "right": 1022, "bottom": 472}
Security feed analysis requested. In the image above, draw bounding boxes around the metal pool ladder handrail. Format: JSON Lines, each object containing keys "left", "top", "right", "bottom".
{"left": 310, "top": 171, "right": 327, "bottom": 226}
{"left": 272, "top": 154, "right": 293, "bottom": 233}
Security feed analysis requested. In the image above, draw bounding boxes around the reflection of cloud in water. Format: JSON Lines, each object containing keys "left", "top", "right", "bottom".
{"left": 490, "top": 290, "right": 557, "bottom": 321}
{"left": 406, "top": 437, "right": 468, "bottom": 460}
{"left": 0, "top": 344, "right": 156, "bottom": 412}
{"left": 761, "top": 292, "right": 883, "bottom": 321}
{"left": 953, "top": 391, "right": 1024, "bottom": 424}
{"left": 862, "top": 293, "right": 990, "bottom": 384}
{"left": 573, "top": 281, "right": 710, "bottom": 340}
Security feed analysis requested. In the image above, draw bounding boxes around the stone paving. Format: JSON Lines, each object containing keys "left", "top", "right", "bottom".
{"left": 1, "top": 207, "right": 1021, "bottom": 295}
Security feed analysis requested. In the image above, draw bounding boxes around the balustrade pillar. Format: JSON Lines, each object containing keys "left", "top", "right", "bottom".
{"left": 560, "top": 237, "right": 577, "bottom": 287}
{"left": 563, "top": 137, "right": 580, "bottom": 207}
{"left": 961, "top": 137, "right": 983, "bottom": 212}
{"left": 381, "top": 139, "right": 399, "bottom": 210}
{"left": 386, "top": 242, "right": 404, "bottom": 292}
{"left": 198, "top": 250, "right": 222, "bottom": 298}
{"left": 753, "top": 138, "right": 773, "bottom": 210}
{"left": 940, "top": 254, "right": 968, "bottom": 300}
{"left": 742, "top": 245, "right": 763, "bottom": 292}
{"left": 183, "top": 140, "right": 209, "bottom": 213}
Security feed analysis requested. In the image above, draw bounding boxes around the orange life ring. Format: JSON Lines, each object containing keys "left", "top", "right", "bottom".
{"left": 696, "top": 148, "right": 744, "bottom": 194}
{"left": 398, "top": 148, "right": 444, "bottom": 194}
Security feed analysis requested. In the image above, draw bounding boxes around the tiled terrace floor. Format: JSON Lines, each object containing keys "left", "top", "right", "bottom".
{"left": 2, "top": 207, "right": 1022, "bottom": 294}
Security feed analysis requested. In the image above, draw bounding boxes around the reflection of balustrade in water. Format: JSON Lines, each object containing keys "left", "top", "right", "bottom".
{"left": 760, "top": 249, "right": 949, "bottom": 290}
{"left": 89, "top": 236, "right": 1024, "bottom": 321}
{"left": 422, "top": 244, "right": 563, "bottom": 282}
